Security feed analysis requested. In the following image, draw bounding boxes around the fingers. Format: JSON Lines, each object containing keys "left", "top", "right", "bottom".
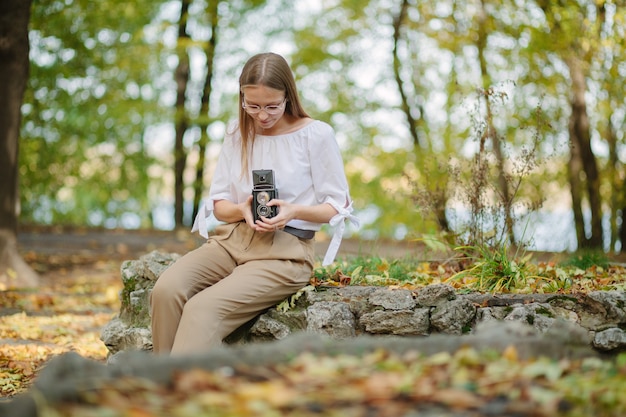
{"left": 253, "top": 213, "right": 287, "bottom": 233}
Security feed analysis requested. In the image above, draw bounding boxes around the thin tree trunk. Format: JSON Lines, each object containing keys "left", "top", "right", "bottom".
{"left": 392, "top": 0, "right": 421, "bottom": 148}
{"left": 598, "top": 3, "right": 620, "bottom": 253}
{"left": 606, "top": 113, "right": 619, "bottom": 252}
{"left": 620, "top": 205, "right": 626, "bottom": 254}
{"left": 0, "top": 0, "right": 39, "bottom": 288}
{"left": 193, "top": 0, "right": 220, "bottom": 221}
{"left": 567, "top": 56, "right": 603, "bottom": 249}
{"left": 568, "top": 133, "right": 586, "bottom": 247}
{"left": 477, "top": 0, "right": 514, "bottom": 245}
{"left": 173, "top": 0, "right": 191, "bottom": 228}
{"left": 393, "top": 0, "right": 450, "bottom": 232}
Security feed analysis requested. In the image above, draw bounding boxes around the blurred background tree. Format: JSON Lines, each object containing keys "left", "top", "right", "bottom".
{"left": 1, "top": 0, "right": 39, "bottom": 289}
{"left": 16, "top": 0, "right": 626, "bottom": 254}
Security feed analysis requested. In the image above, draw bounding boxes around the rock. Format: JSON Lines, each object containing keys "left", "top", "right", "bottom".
{"left": 593, "top": 327, "right": 626, "bottom": 351}
{"left": 100, "top": 316, "right": 126, "bottom": 353}
{"left": 544, "top": 318, "right": 592, "bottom": 346}
{"left": 414, "top": 283, "right": 456, "bottom": 307}
{"left": 249, "top": 315, "right": 291, "bottom": 341}
{"left": 306, "top": 301, "right": 356, "bottom": 338}
{"left": 100, "top": 251, "right": 626, "bottom": 356}
{"left": 118, "top": 251, "right": 179, "bottom": 328}
{"left": 101, "top": 317, "right": 152, "bottom": 355}
{"left": 587, "top": 291, "right": 626, "bottom": 324}
{"left": 360, "top": 308, "right": 430, "bottom": 335}
{"left": 307, "top": 286, "right": 376, "bottom": 317}
{"left": 369, "top": 288, "right": 416, "bottom": 310}
{"left": 430, "top": 298, "right": 476, "bottom": 334}
{"left": 504, "top": 303, "right": 556, "bottom": 332}
{"left": 476, "top": 306, "right": 510, "bottom": 322}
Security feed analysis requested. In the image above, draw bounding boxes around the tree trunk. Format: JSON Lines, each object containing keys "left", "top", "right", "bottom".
{"left": 568, "top": 134, "right": 586, "bottom": 249}
{"left": 0, "top": 0, "right": 39, "bottom": 288}
{"left": 606, "top": 112, "right": 619, "bottom": 252}
{"left": 174, "top": 0, "right": 191, "bottom": 228}
{"left": 193, "top": 0, "right": 220, "bottom": 221}
{"left": 620, "top": 205, "right": 626, "bottom": 254}
{"left": 392, "top": 0, "right": 421, "bottom": 148}
{"left": 393, "top": 0, "right": 450, "bottom": 232}
{"left": 567, "top": 56, "right": 603, "bottom": 249}
{"left": 477, "top": 0, "right": 514, "bottom": 245}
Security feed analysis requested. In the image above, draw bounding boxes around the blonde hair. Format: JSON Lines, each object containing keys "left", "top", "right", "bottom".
{"left": 236, "top": 53, "right": 310, "bottom": 176}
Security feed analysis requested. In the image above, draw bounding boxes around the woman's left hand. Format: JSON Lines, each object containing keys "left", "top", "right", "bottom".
{"left": 254, "top": 199, "right": 295, "bottom": 232}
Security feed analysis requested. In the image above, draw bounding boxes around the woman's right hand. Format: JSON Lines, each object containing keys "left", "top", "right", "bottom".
{"left": 214, "top": 196, "right": 255, "bottom": 226}
{"left": 239, "top": 195, "right": 256, "bottom": 228}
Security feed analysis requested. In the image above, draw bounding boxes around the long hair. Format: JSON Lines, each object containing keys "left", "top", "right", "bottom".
{"left": 236, "top": 53, "right": 310, "bottom": 176}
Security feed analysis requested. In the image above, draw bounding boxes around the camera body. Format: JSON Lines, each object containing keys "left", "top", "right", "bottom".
{"left": 252, "top": 169, "right": 278, "bottom": 222}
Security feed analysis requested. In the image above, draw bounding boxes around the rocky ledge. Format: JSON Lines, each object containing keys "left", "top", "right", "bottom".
{"left": 101, "top": 251, "right": 626, "bottom": 357}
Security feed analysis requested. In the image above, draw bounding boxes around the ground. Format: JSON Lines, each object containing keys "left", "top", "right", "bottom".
{"left": 2, "top": 227, "right": 626, "bottom": 412}
{"left": 3, "top": 226, "right": 432, "bottom": 399}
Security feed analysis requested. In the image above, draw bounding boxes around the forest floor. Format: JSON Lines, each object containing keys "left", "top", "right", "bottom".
{"left": 2, "top": 227, "right": 626, "bottom": 416}
{"left": 3, "top": 226, "right": 445, "bottom": 400}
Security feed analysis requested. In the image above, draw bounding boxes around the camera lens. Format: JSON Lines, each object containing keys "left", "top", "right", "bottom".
{"left": 257, "top": 191, "right": 270, "bottom": 204}
{"left": 258, "top": 205, "right": 270, "bottom": 217}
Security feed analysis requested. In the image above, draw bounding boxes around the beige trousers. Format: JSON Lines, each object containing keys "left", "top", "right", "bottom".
{"left": 149, "top": 222, "right": 314, "bottom": 355}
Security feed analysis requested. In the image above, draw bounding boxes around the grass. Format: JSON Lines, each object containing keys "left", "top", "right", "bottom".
{"left": 447, "top": 244, "right": 536, "bottom": 293}
{"left": 560, "top": 249, "right": 611, "bottom": 270}
{"left": 312, "top": 246, "right": 626, "bottom": 294}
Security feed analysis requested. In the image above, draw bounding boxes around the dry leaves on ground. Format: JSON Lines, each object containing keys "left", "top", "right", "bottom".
{"left": 37, "top": 347, "right": 626, "bottom": 417}
{"left": 0, "top": 258, "right": 121, "bottom": 397}
{"left": 3, "top": 250, "right": 626, "bottom": 416}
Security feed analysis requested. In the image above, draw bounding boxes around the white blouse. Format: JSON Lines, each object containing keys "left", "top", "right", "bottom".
{"left": 192, "top": 120, "right": 359, "bottom": 265}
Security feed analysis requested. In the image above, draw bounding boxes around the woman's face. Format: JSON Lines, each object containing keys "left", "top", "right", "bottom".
{"left": 241, "top": 85, "right": 287, "bottom": 134}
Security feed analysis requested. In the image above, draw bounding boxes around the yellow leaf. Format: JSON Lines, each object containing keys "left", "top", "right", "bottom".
{"left": 502, "top": 345, "right": 519, "bottom": 362}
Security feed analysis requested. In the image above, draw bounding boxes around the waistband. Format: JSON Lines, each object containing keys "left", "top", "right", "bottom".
{"left": 283, "top": 225, "right": 315, "bottom": 240}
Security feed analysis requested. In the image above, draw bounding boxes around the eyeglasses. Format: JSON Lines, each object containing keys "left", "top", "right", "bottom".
{"left": 242, "top": 98, "right": 287, "bottom": 115}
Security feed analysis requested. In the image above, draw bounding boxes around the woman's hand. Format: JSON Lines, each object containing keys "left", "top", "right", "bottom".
{"left": 254, "top": 199, "right": 338, "bottom": 233}
{"left": 214, "top": 197, "right": 255, "bottom": 226}
{"left": 254, "top": 199, "right": 295, "bottom": 232}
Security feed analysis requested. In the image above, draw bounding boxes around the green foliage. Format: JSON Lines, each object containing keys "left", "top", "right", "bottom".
{"left": 21, "top": 0, "right": 171, "bottom": 227}
{"left": 561, "top": 250, "right": 611, "bottom": 270}
{"left": 313, "top": 245, "right": 626, "bottom": 294}
{"left": 313, "top": 255, "right": 438, "bottom": 288}
{"left": 16, "top": 0, "right": 626, "bottom": 248}
{"left": 448, "top": 244, "right": 536, "bottom": 293}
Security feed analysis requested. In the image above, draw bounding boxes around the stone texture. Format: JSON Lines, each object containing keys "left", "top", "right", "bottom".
{"left": 587, "top": 291, "right": 626, "bottom": 324}
{"left": 593, "top": 327, "right": 626, "bottom": 351}
{"left": 360, "top": 308, "right": 430, "bottom": 335}
{"left": 369, "top": 288, "right": 416, "bottom": 310}
{"left": 100, "top": 251, "right": 626, "bottom": 356}
{"left": 101, "top": 317, "right": 152, "bottom": 355}
{"left": 503, "top": 303, "right": 556, "bottom": 332}
{"left": 118, "top": 251, "right": 179, "bottom": 328}
{"left": 430, "top": 298, "right": 476, "bottom": 334}
{"left": 249, "top": 315, "right": 291, "bottom": 341}
{"left": 306, "top": 301, "right": 356, "bottom": 338}
{"left": 414, "top": 283, "right": 456, "bottom": 307}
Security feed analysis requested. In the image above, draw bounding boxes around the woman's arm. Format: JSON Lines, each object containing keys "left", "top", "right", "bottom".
{"left": 254, "top": 199, "right": 337, "bottom": 233}
{"left": 215, "top": 196, "right": 338, "bottom": 232}
{"left": 213, "top": 197, "right": 254, "bottom": 224}
{"left": 271, "top": 200, "right": 337, "bottom": 224}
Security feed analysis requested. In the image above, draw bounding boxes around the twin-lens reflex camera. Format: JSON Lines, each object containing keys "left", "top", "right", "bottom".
{"left": 252, "top": 169, "right": 278, "bottom": 222}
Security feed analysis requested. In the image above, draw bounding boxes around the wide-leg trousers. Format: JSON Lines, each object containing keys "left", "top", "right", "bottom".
{"left": 149, "top": 221, "right": 314, "bottom": 355}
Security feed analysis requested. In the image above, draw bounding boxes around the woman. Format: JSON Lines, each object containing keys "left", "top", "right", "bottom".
{"left": 150, "top": 52, "right": 358, "bottom": 355}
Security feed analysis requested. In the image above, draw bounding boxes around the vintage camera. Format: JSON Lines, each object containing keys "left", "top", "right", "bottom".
{"left": 252, "top": 169, "right": 278, "bottom": 222}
